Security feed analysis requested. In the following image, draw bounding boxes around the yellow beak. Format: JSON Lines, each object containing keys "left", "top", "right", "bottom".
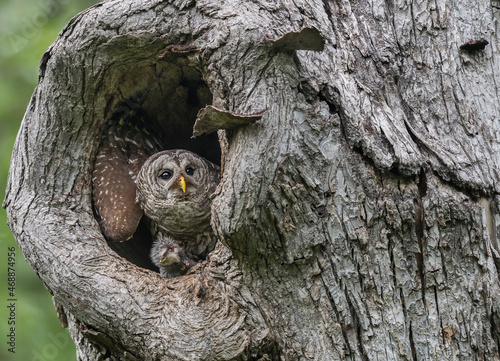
{"left": 178, "top": 175, "right": 186, "bottom": 193}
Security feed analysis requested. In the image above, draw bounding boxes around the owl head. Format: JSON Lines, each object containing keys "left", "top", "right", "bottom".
{"left": 150, "top": 237, "right": 193, "bottom": 278}
{"left": 136, "top": 149, "right": 220, "bottom": 239}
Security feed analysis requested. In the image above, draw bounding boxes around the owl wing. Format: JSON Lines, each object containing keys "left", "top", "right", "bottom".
{"left": 92, "top": 104, "right": 164, "bottom": 242}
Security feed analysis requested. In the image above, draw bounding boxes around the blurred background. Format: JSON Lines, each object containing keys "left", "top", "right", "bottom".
{"left": 1, "top": 0, "right": 100, "bottom": 360}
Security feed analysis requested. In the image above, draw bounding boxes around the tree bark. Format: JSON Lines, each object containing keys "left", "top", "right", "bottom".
{"left": 4, "top": 0, "right": 500, "bottom": 360}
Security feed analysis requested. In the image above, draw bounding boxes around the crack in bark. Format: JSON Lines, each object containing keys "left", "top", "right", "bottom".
{"left": 415, "top": 170, "right": 427, "bottom": 310}
{"left": 387, "top": 234, "right": 398, "bottom": 301}
{"left": 490, "top": 311, "right": 500, "bottom": 357}
{"left": 318, "top": 254, "right": 352, "bottom": 357}
{"left": 434, "top": 285, "right": 445, "bottom": 344}
{"left": 344, "top": 287, "right": 369, "bottom": 361}
{"left": 409, "top": 321, "right": 418, "bottom": 361}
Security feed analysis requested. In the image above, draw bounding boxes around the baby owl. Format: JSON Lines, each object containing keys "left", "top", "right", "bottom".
{"left": 150, "top": 237, "right": 197, "bottom": 278}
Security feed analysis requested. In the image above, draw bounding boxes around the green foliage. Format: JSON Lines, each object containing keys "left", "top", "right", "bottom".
{"left": 0, "top": 1, "right": 100, "bottom": 360}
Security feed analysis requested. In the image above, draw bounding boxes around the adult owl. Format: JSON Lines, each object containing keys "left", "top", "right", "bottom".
{"left": 136, "top": 149, "right": 221, "bottom": 260}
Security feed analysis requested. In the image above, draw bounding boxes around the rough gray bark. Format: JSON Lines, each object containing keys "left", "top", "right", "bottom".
{"left": 4, "top": 0, "right": 500, "bottom": 360}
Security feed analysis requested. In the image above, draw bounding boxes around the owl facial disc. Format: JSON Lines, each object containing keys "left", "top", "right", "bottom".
{"left": 136, "top": 149, "right": 221, "bottom": 246}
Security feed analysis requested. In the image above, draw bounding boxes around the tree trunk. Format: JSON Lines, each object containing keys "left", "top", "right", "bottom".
{"left": 4, "top": 0, "right": 500, "bottom": 360}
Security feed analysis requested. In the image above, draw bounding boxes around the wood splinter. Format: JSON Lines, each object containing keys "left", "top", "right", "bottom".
{"left": 268, "top": 26, "right": 325, "bottom": 52}
{"left": 193, "top": 105, "right": 267, "bottom": 137}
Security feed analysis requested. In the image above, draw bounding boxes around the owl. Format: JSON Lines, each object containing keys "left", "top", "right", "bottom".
{"left": 92, "top": 105, "right": 164, "bottom": 243}
{"left": 150, "top": 237, "right": 197, "bottom": 278}
{"left": 136, "top": 149, "right": 221, "bottom": 260}
{"left": 92, "top": 101, "right": 220, "bottom": 277}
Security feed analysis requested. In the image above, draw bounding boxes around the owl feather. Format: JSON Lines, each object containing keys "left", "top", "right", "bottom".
{"left": 92, "top": 103, "right": 164, "bottom": 242}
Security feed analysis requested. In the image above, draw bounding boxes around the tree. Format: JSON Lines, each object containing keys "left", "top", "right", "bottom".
{"left": 4, "top": 0, "right": 500, "bottom": 360}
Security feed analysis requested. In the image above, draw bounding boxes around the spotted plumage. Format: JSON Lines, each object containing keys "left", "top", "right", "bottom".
{"left": 92, "top": 106, "right": 163, "bottom": 242}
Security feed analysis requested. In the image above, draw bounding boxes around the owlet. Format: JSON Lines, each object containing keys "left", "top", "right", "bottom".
{"left": 150, "top": 237, "right": 197, "bottom": 278}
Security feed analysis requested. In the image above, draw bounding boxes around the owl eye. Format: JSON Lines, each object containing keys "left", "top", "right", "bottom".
{"left": 185, "top": 166, "right": 195, "bottom": 175}
{"left": 159, "top": 170, "right": 173, "bottom": 180}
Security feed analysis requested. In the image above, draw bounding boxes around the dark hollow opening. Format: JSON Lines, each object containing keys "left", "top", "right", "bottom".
{"left": 93, "top": 59, "right": 219, "bottom": 271}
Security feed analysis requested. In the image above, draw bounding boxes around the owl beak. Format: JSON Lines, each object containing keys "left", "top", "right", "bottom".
{"left": 178, "top": 175, "right": 186, "bottom": 193}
